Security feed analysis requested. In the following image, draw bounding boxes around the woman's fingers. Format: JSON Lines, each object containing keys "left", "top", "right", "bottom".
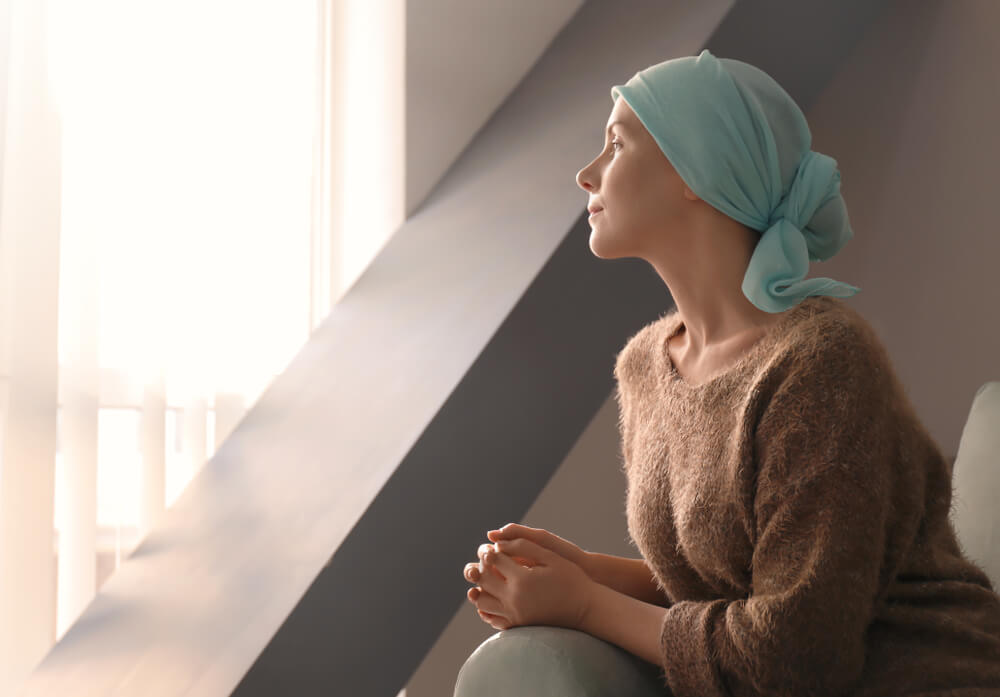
{"left": 478, "top": 608, "right": 510, "bottom": 630}
{"left": 473, "top": 557, "right": 502, "bottom": 594}
{"left": 487, "top": 524, "right": 526, "bottom": 541}
{"left": 486, "top": 525, "right": 570, "bottom": 568}
{"left": 464, "top": 539, "right": 528, "bottom": 588}
{"left": 464, "top": 537, "right": 534, "bottom": 588}
{"left": 490, "top": 523, "right": 531, "bottom": 536}
{"left": 465, "top": 559, "right": 506, "bottom": 584}
{"left": 468, "top": 586, "right": 506, "bottom": 619}
{"left": 482, "top": 546, "right": 520, "bottom": 578}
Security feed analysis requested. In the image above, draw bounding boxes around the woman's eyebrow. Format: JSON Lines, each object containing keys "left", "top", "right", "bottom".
{"left": 605, "top": 120, "right": 626, "bottom": 136}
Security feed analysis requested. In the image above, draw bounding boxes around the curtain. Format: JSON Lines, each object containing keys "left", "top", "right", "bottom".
{"left": 0, "top": 0, "right": 359, "bottom": 692}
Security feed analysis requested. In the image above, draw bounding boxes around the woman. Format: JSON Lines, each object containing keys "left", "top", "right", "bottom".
{"left": 462, "top": 50, "right": 1000, "bottom": 695}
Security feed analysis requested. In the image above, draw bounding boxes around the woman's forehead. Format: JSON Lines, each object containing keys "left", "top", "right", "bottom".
{"left": 607, "top": 103, "right": 646, "bottom": 139}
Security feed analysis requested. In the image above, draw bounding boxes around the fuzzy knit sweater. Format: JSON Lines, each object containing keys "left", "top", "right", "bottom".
{"left": 613, "top": 295, "right": 1000, "bottom": 697}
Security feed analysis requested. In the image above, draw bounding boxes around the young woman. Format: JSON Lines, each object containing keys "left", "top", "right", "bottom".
{"left": 463, "top": 49, "right": 1000, "bottom": 696}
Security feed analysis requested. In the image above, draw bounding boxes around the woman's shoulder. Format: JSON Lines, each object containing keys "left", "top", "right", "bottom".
{"left": 781, "top": 297, "right": 886, "bottom": 358}
{"left": 765, "top": 296, "right": 896, "bottom": 393}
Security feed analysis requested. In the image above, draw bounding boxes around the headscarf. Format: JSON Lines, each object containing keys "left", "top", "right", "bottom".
{"left": 610, "top": 49, "right": 861, "bottom": 313}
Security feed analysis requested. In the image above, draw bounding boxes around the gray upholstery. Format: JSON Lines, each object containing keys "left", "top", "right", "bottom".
{"left": 453, "top": 626, "right": 669, "bottom": 697}
{"left": 952, "top": 381, "right": 1000, "bottom": 590}
{"left": 455, "top": 381, "right": 1000, "bottom": 696}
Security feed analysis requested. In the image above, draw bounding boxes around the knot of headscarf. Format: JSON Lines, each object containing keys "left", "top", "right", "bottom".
{"left": 610, "top": 49, "right": 861, "bottom": 313}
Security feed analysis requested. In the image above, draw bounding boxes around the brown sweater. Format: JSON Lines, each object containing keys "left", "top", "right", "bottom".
{"left": 614, "top": 295, "right": 1000, "bottom": 697}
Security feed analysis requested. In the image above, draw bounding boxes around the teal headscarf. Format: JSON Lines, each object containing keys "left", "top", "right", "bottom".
{"left": 610, "top": 49, "right": 860, "bottom": 313}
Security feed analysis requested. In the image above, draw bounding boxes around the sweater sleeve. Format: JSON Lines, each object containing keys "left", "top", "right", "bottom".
{"left": 659, "top": 326, "right": 897, "bottom": 697}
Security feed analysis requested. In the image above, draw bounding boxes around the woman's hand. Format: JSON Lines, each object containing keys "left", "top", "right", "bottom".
{"left": 463, "top": 523, "right": 594, "bottom": 630}
{"left": 463, "top": 524, "right": 593, "bottom": 630}
{"left": 464, "top": 539, "right": 535, "bottom": 629}
{"left": 463, "top": 537, "right": 596, "bottom": 631}
{"left": 486, "top": 523, "right": 593, "bottom": 575}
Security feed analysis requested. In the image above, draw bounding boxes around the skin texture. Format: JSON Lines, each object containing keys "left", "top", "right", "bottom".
{"left": 575, "top": 96, "right": 785, "bottom": 384}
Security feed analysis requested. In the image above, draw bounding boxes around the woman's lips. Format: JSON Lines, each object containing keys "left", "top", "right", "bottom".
{"left": 589, "top": 208, "right": 603, "bottom": 218}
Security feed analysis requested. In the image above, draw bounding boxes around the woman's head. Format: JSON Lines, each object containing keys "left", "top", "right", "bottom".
{"left": 576, "top": 49, "right": 860, "bottom": 314}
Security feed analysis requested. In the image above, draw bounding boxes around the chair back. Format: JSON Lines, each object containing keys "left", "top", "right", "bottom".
{"left": 952, "top": 381, "right": 1000, "bottom": 590}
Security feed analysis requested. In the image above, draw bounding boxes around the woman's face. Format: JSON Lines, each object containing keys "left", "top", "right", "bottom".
{"left": 576, "top": 97, "right": 697, "bottom": 259}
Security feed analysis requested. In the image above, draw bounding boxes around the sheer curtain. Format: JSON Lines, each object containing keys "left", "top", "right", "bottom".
{"left": 0, "top": 0, "right": 409, "bottom": 692}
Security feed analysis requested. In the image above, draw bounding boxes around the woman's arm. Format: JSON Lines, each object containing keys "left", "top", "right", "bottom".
{"left": 584, "top": 552, "right": 671, "bottom": 608}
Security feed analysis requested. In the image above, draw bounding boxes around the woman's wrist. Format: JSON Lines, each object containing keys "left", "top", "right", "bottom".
{"left": 581, "top": 550, "right": 606, "bottom": 584}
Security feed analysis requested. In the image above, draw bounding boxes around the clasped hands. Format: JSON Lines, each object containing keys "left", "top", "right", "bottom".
{"left": 462, "top": 523, "right": 596, "bottom": 632}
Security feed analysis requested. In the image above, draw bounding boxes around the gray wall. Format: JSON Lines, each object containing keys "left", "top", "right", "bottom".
{"left": 405, "top": 0, "right": 585, "bottom": 217}
{"left": 803, "top": 0, "right": 1000, "bottom": 457}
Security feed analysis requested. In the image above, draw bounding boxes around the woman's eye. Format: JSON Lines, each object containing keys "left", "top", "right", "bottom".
{"left": 610, "top": 140, "right": 622, "bottom": 153}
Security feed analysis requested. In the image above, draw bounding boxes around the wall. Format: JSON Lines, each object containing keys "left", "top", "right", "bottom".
{"left": 405, "top": 0, "right": 585, "bottom": 217}
{"left": 804, "top": 0, "right": 1000, "bottom": 456}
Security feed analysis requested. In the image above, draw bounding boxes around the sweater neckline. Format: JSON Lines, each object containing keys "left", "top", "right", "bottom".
{"left": 659, "top": 297, "right": 825, "bottom": 391}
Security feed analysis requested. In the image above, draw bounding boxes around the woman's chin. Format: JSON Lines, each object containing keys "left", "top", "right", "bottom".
{"left": 589, "top": 242, "right": 618, "bottom": 260}
{"left": 589, "top": 231, "right": 620, "bottom": 259}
